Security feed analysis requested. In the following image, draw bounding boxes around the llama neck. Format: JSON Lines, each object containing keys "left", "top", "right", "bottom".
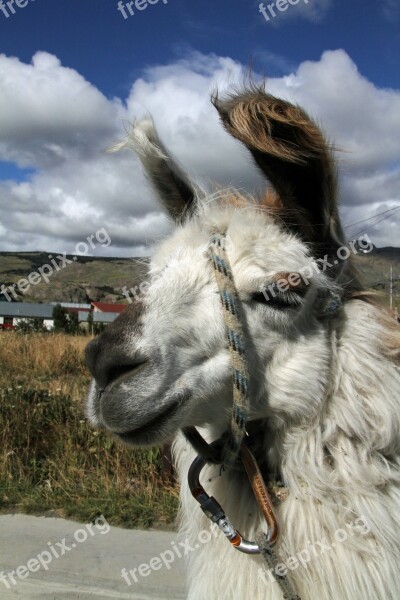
{"left": 174, "top": 300, "right": 400, "bottom": 600}
{"left": 175, "top": 299, "right": 400, "bottom": 522}
{"left": 282, "top": 299, "right": 400, "bottom": 501}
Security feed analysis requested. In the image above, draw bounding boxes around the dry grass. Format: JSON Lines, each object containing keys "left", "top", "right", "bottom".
{"left": 0, "top": 332, "right": 178, "bottom": 528}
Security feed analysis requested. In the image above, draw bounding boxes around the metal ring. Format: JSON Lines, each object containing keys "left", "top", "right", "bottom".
{"left": 188, "top": 446, "right": 264, "bottom": 554}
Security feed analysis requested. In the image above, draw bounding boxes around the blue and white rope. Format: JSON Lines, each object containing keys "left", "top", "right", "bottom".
{"left": 208, "top": 233, "right": 251, "bottom": 467}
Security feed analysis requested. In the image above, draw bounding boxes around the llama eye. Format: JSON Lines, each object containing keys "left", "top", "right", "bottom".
{"left": 251, "top": 291, "right": 303, "bottom": 310}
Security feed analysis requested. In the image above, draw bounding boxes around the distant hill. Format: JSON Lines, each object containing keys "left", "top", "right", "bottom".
{"left": 0, "top": 252, "right": 149, "bottom": 304}
{"left": 355, "top": 247, "right": 400, "bottom": 304}
{"left": 0, "top": 248, "right": 399, "bottom": 308}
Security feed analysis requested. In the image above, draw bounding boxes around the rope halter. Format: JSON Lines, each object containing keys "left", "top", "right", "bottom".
{"left": 208, "top": 233, "right": 251, "bottom": 467}
{"left": 183, "top": 232, "right": 301, "bottom": 600}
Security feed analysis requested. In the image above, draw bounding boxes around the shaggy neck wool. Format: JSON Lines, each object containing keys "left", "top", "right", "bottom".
{"left": 174, "top": 299, "right": 400, "bottom": 600}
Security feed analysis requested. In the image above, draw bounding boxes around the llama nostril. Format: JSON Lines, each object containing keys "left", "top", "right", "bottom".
{"left": 85, "top": 337, "right": 147, "bottom": 388}
{"left": 104, "top": 360, "right": 147, "bottom": 388}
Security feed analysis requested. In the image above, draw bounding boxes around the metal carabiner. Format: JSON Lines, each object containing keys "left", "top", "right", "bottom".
{"left": 188, "top": 448, "right": 275, "bottom": 554}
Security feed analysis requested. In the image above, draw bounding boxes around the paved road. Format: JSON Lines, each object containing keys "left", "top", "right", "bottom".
{"left": 0, "top": 514, "right": 187, "bottom": 599}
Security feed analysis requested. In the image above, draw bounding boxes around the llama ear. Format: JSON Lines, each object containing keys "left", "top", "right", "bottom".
{"left": 109, "top": 119, "right": 202, "bottom": 221}
{"left": 212, "top": 88, "right": 345, "bottom": 252}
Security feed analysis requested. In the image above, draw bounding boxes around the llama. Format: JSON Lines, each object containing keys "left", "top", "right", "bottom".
{"left": 85, "top": 87, "right": 400, "bottom": 600}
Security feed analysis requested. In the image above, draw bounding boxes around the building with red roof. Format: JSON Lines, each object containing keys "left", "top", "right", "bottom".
{"left": 91, "top": 302, "right": 127, "bottom": 314}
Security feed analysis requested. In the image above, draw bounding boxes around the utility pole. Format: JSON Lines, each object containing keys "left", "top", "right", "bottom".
{"left": 389, "top": 264, "right": 393, "bottom": 312}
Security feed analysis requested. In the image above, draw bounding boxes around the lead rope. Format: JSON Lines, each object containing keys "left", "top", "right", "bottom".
{"left": 184, "top": 232, "right": 300, "bottom": 600}
{"left": 208, "top": 233, "right": 251, "bottom": 467}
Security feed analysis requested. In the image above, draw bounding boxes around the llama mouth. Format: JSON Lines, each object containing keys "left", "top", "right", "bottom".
{"left": 114, "top": 398, "right": 183, "bottom": 444}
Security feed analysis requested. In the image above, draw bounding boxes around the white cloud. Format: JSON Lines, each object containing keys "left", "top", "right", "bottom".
{"left": 382, "top": 0, "right": 400, "bottom": 21}
{"left": 0, "top": 48, "right": 399, "bottom": 256}
{"left": 0, "top": 52, "right": 123, "bottom": 168}
{"left": 258, "top": 0, "right": 333, "bottom": 24}
{"left": 278, "top": 50, "right": 400, "bottom": 171}
{"left": 293, "top": 0, "right": 333, "bottom": 21}
{"left": 261, "top": 50, "right": 400, "bottom": 246}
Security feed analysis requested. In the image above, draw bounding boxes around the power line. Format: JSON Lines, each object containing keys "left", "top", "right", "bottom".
{"left": 344, "top": 204, "right": 400, "bottom": 229}
{"left": 348, "top": 205, "right": 400, "bottom": 240}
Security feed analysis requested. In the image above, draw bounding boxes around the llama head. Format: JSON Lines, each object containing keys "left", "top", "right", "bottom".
{"left": 85, "top": 87, "right": 362, "bottom": 447}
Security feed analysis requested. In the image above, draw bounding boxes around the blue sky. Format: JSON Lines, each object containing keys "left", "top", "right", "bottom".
{"left": 0, "top": 0, "right": 399, "bottom": 253}
{"left": 1, "top": 0, "right": 399, "bottom": 95}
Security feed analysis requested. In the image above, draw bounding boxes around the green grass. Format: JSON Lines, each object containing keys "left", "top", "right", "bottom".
{"left": 0, "top": 334, "right": 178, "bottom": 529}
